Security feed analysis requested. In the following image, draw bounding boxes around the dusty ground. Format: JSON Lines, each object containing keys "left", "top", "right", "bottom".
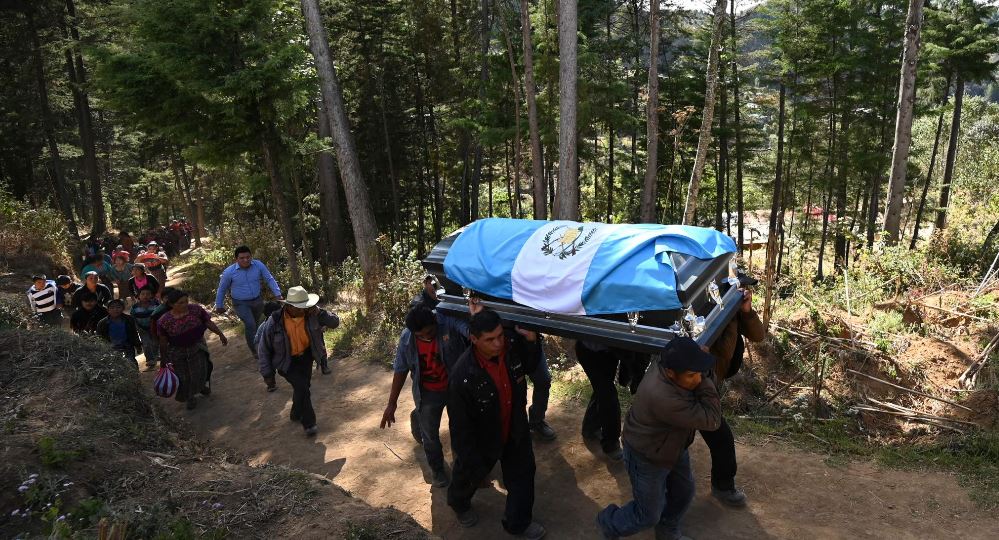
{"left": 140, "top": 323, "right": 999, "bottom": 540}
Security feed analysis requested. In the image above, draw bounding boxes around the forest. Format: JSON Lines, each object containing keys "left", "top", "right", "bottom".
{"left": 3, "top": 1, "right": 999, "bottom": 538}
{"left": 2, "top": 0, "right": 998, "bottom": 294}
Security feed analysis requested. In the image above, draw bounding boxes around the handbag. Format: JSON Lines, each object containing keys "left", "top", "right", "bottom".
{"left": 154, "top": 363, "right": 179, "bottom": 398}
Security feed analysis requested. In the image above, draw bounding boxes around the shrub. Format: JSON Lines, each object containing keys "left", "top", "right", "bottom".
{"left": 0, "top": 189, "right": 73, "bottom": 274}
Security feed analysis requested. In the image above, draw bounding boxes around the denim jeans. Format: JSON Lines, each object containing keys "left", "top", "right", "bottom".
{"left": 597, "top": 444, "right": 695, "bottom": 538}
{"left": 232, "top": 297, "right": 264, "bottom": 354}
{"left": 137, "top": 327, "right": 159, "bottom": 364}
{"left": 416, "top": 390, "right": 448, "bottom": 472}
{"left": 528, "top": 349, "right": 551, "bottom": 425}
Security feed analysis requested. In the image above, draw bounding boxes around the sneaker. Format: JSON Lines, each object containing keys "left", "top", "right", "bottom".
{"left": 186, "top": 396, "right": 198, "bottom": 410}
{"left": 304, "top": 425, "right": 319, "bottom": 437}
{"left": 200, "top": 382, "right": 211, "bottom": 396}
{"left": 530, "top": 421, "right": 557, "bottom": 441}
{"left": 431, "top": 468, "right": 450, "bottom": 488}
{"left": 711, "top": 486, "right": 747, "bottom": 507}
{"left": 456, "top": 508, "right": 478, "bottom": 528}
{"left": 515, "top": 522, "right": 546, "bottom": 539}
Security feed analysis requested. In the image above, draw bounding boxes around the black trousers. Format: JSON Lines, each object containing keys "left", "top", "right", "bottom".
{"left": 448, "top": 434, "right": 536, "bottom": 534}
{"left": 575, "top": 342, "right": 621, "bottom": 451}
{"left": 699, "top": 416, "right": 737, "bottom": 491}
{"left": 280, "top": 350, "right": 316, "bottom": 429}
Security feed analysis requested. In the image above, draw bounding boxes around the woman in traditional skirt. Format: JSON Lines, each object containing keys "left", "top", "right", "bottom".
{"left": 157, "top": 288, "right": 228, "bottom": 409}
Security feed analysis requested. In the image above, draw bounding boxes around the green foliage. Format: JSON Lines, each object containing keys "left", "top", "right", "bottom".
{"left": 0, "top": 189, "right": 72, "bottom": 272}
{"left": 0, "top": 298, "right": 32, "bottom": 329}
{"left": 37, "top": 436, "right": 85, "bottom": 468}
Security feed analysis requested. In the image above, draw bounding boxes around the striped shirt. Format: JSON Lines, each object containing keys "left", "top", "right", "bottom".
{"left": 27, "top": 280, "right": 59, "bottom": 313}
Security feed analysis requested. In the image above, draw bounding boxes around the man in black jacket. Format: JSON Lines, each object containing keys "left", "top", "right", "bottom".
{"left": 447, "top": 310, "right": 546, "bottom": 539}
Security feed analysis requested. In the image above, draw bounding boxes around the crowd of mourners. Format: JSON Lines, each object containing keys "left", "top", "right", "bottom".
{"left": 25, "top": 229, "right": 766, "bottom": 540}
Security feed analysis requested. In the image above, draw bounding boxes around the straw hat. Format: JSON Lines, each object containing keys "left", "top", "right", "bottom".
{"left": 284, "top": 286, "right": 320, "bottom": 309}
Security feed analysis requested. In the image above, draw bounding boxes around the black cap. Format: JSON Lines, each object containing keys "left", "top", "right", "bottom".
{"left": 736, "top": 269, "right": 759, "bottom": 288}
{"left": 659, "top": 336, "right": 716, "bottom": 373}
{"left": 56, "top": 275, "right": 72, "bottom": 286}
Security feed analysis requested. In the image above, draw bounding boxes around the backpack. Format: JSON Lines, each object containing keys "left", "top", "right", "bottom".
{"left": 154, "top": 363, "right": 179, "bottom": 398}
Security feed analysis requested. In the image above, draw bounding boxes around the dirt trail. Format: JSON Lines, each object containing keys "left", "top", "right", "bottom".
{"left": 148, "top": 264, "right": 997, "bottom": 539}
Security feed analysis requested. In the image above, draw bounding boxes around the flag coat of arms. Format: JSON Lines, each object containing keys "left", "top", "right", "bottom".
{"left": 443, "top": 218, "right": 736, "bottom": 316}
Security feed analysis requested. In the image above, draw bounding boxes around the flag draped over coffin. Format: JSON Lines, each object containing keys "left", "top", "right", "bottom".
{"left": 442, "top": 218, "right": 737, "bottom": 316}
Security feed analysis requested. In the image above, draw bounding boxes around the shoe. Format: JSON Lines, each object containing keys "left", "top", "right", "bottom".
{"left": 304, "top": 425, "right": 319, "bottom": 437}
{"left": 431, "top": 468, "right": 450, "bottom": 488}
{"left": 200, "top": 382, "right": 211, "bottom": 396}
{"left": 653, "top": 526, "right": 691, "bottom": 540}
{"left": 186, "top": 397, "right": 197, "bottom": 410}
{"left": 266, "top": 385, "right": 277, "bottom": 393}
{"left": 321, "top": 365, "right": 332, "bottom": 375}
{"left": 530, "top": 421, "right": 557, "bottom": 441}
{"left": 456, "top": 508, "right": 478, "bottom": 528}
{"left": 290, "top": 411, "right": 301, "bottom": 422}
{"left": 603, "top": 444, "right": 623, "bottom": 462}
{"left": 515, "top": 522, "right": 546, "bottom": 539}
{"left": 711, "top": 486, "right": 747, "bottom": 507}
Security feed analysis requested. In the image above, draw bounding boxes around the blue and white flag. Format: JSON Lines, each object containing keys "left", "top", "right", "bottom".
{"left": 443, "top": 218, "right": 737, "bottom": 315}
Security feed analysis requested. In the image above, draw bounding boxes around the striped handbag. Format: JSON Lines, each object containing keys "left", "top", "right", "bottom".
{"left": 153, "top": 363, "right": 179, "bottom": 398}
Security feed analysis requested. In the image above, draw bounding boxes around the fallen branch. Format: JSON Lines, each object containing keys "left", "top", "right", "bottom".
{"left": 851, "top": 405, "right": 965, "bottom": 434}
{"left": 845, "top": 369, "right": 973, "bottom": 412}
{"left": 958, "top": 331, "right": 999, "bottom": 388}
{"left": 866, "top": 397, "right": 980, "bottom": 427}
{"left": 383, "top": 442, "right": 405, "bottom": 462}
{"left": 915, "top": 301, "right": 991, "bottom": 324}
{"left": 759, "top": 338, "right": 822, "bottom": 406}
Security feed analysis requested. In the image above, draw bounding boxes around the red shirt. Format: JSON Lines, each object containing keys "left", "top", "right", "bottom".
{"left": 416, "top": 338, "right": 448, "bottom": 392}
{"left": 475, "top": 344, "right": 512, "bottom": 444}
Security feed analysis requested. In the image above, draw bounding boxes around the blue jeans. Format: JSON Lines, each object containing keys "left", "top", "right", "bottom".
{"left": 232, "top": 297, "right": 263, "bottom": 354}
{"left": 416, "top": 390, "right": 448, "bottom": 472}
{"left": 597, "top": 444, "right": 695, "bottom": 538}
{"left": 528, "top": 349, "right": 551, "bottom": 425}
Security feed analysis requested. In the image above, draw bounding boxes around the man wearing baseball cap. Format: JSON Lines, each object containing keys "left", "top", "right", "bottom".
{"left": 256, "top": 286, "right": 340, "bottom": 437}
{"left": 597, "top": 337, "right": 722, "bottom": 540}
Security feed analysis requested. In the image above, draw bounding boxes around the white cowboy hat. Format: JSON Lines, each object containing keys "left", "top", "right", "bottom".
{"left": 284, "top": 286, "right": 320, "bottom": 309}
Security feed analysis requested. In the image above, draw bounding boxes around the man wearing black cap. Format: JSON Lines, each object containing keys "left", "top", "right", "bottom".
{"left": 701, "top": 273, "right": 766, "bottom": 508}
{"left": 597, "top": 337, "right": 722, "bottom": 540}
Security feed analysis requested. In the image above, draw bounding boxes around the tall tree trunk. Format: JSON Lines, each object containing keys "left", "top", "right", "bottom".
{"left": 506, "top": 143, "right": 516, "bottom": 216}
{"left": 935, "top": 77, "right": 963, "bottom": 231}
{"left": 379, "top": 72, "right": 400, "bottom": 243}
{"left": 27, "top": 9, "right": 79, "bottom": 240}
{"left": 64, "top": 0, "right": 105, "bottom": 235}
{"left": 640, "top": 0, "right": 661, "bottom": 223}
{"left": 730, "top": 0, "right": 744, "bottom": 248}
{"left": 169, "top": 150, "right": 201, "bottom": 247}
{"left": 520, "top": 0, "right": 546, "bottom": 220}
{"left": 291, "top": 170, "right": 320, "bottom": 288}
{"left": 317, "top": 97, "right": 348, "bottom": 264}
{"left": 910, "top": 78, "right": 950, "bottom": 249}
{"left": 555, "top": 0, "right": 579, "bottom": 220}
{"left": 716, "top": 42, "right": 728, "bottom": 232}
{"left": 471, "top": 0, "right": 491, "bottom": 222}
{"left": 417, "top": 57, "right": 444, "bottom": 241}
{"left": 763, "top": 82, "right": 786, "bottom": 327}
{"left": 682, "top": 0, "right": 728, "bottom": 225}
{"left": 260, "top": 131, "right": 302, "bottom": 284}
{"left": 607, "top": 123, "right": 615, "bottom": 222}
{"left": 833, "top": 92, "right": 852, "bottom": 271}
{"left": 500, "top": 20, "right": 523, "bottom": 219}
{"left": 883, "top": 0, "right": 924, "bottom": 244}
{"left": 300, "top": 0, "right": 381, "bottom": 298}
{"left": 816, "top": 180, "right": 834, "bottom": 281}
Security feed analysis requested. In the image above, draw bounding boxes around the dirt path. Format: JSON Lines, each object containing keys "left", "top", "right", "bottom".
{"left": 137, "top": 316, "right": 999, "bottom": 540}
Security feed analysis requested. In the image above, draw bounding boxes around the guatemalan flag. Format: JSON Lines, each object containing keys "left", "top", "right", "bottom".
{"left": 443, "top": 218, "right": 737, "bottom": 316}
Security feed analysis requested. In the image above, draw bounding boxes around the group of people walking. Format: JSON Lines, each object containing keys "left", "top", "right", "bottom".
{"left": 28, "top": 232, "right": 766, "bottom": 540}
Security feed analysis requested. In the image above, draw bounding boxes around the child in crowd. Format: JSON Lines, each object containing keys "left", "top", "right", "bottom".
{"left": 26, "top": 274, "right": 62, "bottom": 327}
{"left": 131, "top": 288, "right": 161, "bottom": 370}
{"left": 97, "top": 299, "right": 142, "bottom": 366}
{"left": 70, "top": 292, "right": 108, "bottom": 335}
{"left": 56, "top": 275, "right": 82, "bottom": 309}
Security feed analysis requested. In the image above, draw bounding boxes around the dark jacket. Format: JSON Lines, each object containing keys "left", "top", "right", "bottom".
{"left": 257, "top": 307, "right": 340, "bottom": 377}
{"left": 128, "top": 274, "right": 160, "bottom": 298}
{"left": 709, "top": 309, "right": 766, "bottom": 381}
{"left": 70, "top": 306, "right": 109, "bottom": 335}
{"left": 82, "top": 283, "right": 114, "bottom": 307}
{"left": 447, "top": 330, "right": 542, "bottom": 475}
{"left": 622, "top": 367, "right": 722, "bottom": 469}
{"left": 96, "top": 314, "right": 142, "bottom": 349}
{"left": 60, "top": 283, "right": 83, "bottom": 308}
{"left": 409, "top": 290, "right": 440, "bottom": 309}
{"left": 393, "top": 311, "right": 469, "bottom": 407}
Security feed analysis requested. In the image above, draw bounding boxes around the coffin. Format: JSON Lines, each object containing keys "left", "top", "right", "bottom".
{"left": 422, "top": 218, "right": 744, "bottom": 354}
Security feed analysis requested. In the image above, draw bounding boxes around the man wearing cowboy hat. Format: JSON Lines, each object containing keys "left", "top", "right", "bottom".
{"left": 256, "top": 286, "right": 340, "bottom": 437}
